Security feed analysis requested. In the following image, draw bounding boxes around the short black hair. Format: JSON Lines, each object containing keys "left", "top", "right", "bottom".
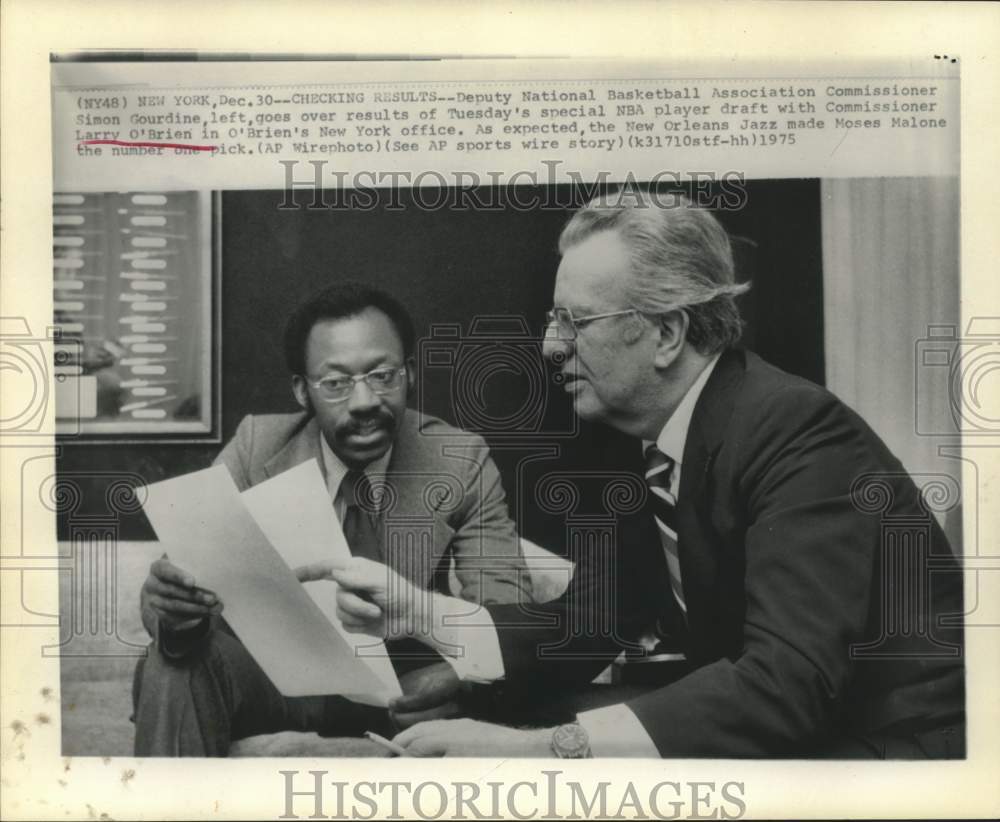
{"left": 283, "top": 282, "right": 416, "bottom": 375}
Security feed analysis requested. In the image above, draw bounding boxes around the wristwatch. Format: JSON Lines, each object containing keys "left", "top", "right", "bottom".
{"left": 550, "top": 722, "right": 592, "bottom": 758}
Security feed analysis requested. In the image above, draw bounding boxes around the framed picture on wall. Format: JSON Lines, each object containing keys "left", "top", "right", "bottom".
{"left": 52, "top": 190, "right": 221, "bottom": 442}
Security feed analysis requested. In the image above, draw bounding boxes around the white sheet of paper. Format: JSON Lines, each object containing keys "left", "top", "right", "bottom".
{"left": 240, "top": 459, "right": 401, "bottom": 700}
{"left": 141, "top": 464, "right": 395, "bottom": 703}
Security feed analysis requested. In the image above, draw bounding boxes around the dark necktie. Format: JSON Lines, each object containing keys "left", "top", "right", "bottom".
{"left": 339, "top": 469, "right": 382, "bottom": 562}
{"left": 645, "top": 444, "right": 686, "bottom": 616}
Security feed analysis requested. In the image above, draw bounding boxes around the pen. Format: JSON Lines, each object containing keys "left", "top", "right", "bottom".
{"left": 364, "top": 731, "right": 411, "bottom": 757}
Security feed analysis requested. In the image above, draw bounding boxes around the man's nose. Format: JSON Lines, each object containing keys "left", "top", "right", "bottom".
{"left": 347, "top": 379, "right": 380, "bottom": 412}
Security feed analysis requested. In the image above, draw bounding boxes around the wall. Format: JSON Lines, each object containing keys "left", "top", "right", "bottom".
{"left": 821, "top": 176, "right": 962, "bottom": 546}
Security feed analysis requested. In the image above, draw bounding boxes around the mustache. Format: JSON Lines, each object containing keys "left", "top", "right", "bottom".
{"left": 341, "top": 409, "right": 395, "bottom": 433}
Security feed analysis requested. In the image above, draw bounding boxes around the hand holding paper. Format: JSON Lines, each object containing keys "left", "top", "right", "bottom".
{"left": 141, "top": 554, "right": 222, "bottom": 633}
{"left": 141, "top": 461, "right": 402, "bottom": 704}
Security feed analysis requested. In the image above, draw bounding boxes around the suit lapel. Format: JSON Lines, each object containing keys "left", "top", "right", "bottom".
{"left": 262, "top": 415, "right": 324, "bottom": 480}
{"left": 676, "top": 349, "right": 745, "bottom": 637}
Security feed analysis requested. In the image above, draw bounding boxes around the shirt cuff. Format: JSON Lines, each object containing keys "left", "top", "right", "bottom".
{"left": 430, "top": 594, "right": 505, "bottom": 683}
{"left": 577, "top": 703, "right": 661, "bottom": 757}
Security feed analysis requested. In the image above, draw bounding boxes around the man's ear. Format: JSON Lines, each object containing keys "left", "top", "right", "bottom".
{"left": 654, "top": 309, "right": 688, "bottom": 369}
{"left": 291, "top": 375, "right": 310, "bottom": 411}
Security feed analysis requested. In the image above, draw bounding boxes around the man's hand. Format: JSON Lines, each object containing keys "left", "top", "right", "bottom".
{"left": 390, "top": 662, "right": 464, "bottom": 729}
{"left": 393, "top": 719, "right": 553, "bottom": 757}
{"left": 141, "top": 555, "right": 222, "bottom": 634}
{"left": 293, "top": 559, "right": 347, "bottom": 584}
{"left": 295, "top": 557, "right": 430, "bottom": 641}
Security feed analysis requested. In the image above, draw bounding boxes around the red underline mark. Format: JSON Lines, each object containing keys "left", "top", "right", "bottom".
{"left": 79, "top": 140, "right": 217, "bottom": 152}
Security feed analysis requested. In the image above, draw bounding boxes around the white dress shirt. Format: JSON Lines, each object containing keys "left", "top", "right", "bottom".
{"left": 434, "top": 354, "right": 721, "bottom": 756}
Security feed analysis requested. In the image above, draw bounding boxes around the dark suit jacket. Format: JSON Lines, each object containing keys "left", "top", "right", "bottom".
{"left": 215, "top": 409, "right": 531, "bottom": 605}
{"left": 488, "top": 349, "right": 964, "bottom": 756}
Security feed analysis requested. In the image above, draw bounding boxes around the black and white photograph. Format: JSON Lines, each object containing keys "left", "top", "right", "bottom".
{"left": 2, "top": 3, "right": 998, "bottom": 821}
{"left": 52, "top": 178, "right": 966, "bottom": 765}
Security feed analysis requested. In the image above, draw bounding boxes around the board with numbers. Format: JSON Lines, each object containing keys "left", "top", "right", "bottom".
{"left": 52, "top": 191, "right": 217, "bottom": 439}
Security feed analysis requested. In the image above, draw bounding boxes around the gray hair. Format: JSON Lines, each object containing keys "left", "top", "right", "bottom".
{"left": 558, "top": 189, "right": 750, "bottom": 354}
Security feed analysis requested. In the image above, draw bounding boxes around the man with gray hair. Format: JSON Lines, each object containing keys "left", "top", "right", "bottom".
{"left": 325, "top": 190, "right": 965, "bottom": 758}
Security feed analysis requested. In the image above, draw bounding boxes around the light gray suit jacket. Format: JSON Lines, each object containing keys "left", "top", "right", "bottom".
{"left": 214, "top": 410, "right": 531, "bottom": 606}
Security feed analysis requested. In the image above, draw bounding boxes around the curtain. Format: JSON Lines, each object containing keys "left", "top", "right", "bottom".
{"left": 821, "top": 176, "right": 961, "bottom": 543}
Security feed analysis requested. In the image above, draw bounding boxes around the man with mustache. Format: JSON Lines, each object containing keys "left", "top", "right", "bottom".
{"left": 327, "top": 191, "right": 965, "bottom": 759}
{"left": 132, "top": 282, "right": 531, "bottom": 755}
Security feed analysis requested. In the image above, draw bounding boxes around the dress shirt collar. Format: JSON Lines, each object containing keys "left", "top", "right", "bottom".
{"left": 645, "top": 353, "right": 722, "bottom": 465}
{"left": 319, "top": 431, "right": 392, "bottom": 503}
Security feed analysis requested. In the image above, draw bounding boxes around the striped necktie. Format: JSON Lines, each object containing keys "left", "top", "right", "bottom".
{"left": 644, "top": 444, "right": 686, "bottom": 615}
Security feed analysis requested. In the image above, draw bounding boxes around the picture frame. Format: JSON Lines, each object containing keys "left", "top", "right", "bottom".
{"left": 53, "top": 189, "right": 221, "bottom": 442}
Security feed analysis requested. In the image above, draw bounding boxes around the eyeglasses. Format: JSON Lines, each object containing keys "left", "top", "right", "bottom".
{"left": 544, "top": 307, "right": 640, "bottom": 341}
{"left": 306, "top": 366, "right": 407, "bottom": 403}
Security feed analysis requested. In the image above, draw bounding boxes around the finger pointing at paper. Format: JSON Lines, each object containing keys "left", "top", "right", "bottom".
{"left": 293, "top": 559, "right": 345, "bottom": 583}
{"left": 322, "top": 558, "right": 429, "bottom": 641}
{"left": 291, "top": 560, "right": 383, "bottom": 632}
{"left": 291, "top": 560, "right": 381, "bottom": 632}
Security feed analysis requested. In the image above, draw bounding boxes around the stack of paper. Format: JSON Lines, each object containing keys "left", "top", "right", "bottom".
{"left": 141, "top": 460, "right": 402, "bottom": 705}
